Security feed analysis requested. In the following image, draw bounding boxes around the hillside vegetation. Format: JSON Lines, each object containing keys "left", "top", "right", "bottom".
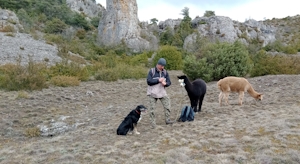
{"left": 0, "top": 1, "right": 300, "bottom": 91}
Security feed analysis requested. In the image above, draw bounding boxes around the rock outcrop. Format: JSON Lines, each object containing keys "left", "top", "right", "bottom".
{"left": 97, "top": 0, "right": 156, "bottom": 53}
{"left": 0, "top": 9, "right": 24, "bottom": 32}
{"left": 182, "top": 16, "right": 277, "bottom": 51}
{"left": 158, "top": 19, "right": 182, "bottom": 31}
{"left": 66, "top": 0, "right": 105, "bottom": 18}
{"left": 0, "top": 9, "right": 61, "bottom": 66}
{"left": 0, "top": 33, "right": 61, "bottom": 65}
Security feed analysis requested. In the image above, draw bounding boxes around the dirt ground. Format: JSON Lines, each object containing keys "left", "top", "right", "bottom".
{"left": 0, "top": 71, "right": 300, "bottom": 164}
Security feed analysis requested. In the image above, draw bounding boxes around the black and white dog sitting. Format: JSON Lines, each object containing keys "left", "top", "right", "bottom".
{"left": 117, "top": 105, "right": 147, "bottom": 135}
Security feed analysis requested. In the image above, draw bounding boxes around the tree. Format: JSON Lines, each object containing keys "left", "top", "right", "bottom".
{"left": 181, "top": 7, "right": 190, "bottom": 19}
{"left": 171, "top": 7, "right": 193, "bottom": 47}
{"left": 150, "top": 18, "right": 158, "bottom": 24}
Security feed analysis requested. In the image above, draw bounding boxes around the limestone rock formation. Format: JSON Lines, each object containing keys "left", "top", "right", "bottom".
{"left": 182, "top": 16, "right": 277, "bottom": 51}
{"left": 243, "top": 19, "right": 276, "bottom": 46}
{"left": 0, "top": 33, "right": 61, "bottom": 66}
{"left": 97, "top": 0, "right": 155, "bottom": 53}
{"left": 0, "top": 9, "right": 24, "bottom": 32}
{"left": 158, "top": 19, "right": 182, "bottom": 31}
{"left": 0, "top": 9, "right": 61, "bottom": 66}
{"left": 66, "top": 0, "right": 105, "bottom": 18}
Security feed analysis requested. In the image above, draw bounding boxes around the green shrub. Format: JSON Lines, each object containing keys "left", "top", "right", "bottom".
{"left": 183, "top": 55, "right": 213, "bottom": 82}
{"left": 115, "top": 64, "right": 148, "bottom": 80}
{"left": 16, "top": 9, "right": 33, "bottom": 32}
{"left": 95, "top": 68, "right": 119, "bottom": 81}
{"left": 159, "top": 27, "right": 174, "bottom": 45}
{"left": 153, "top": 45, "right": 183, "bottom": 70}
{"left": 44, "top": 18, "right": 68, "bottom": 33}
{"left": 250, "top": 50, "right": 300, "bottom": 76}
{"left": 98, "top": 51, "right": 118, "bottom": 68}
{"left": 48, "top": 61, "right": 89, "bottom": 81}
{"left": 91, "top": 16, "right": 100, "bottom": 28}
{"left": 283, "top": 45, "right": 298, "bottom": 54}
{"left": 0, "top": 62, "right": 48, "bottom": 91}
{"left": 69, "top": 13, "right": 91, "bottom": 30}
{"left": 129, "top": 53, "right": 149, "bottom": 66}
{"left": 44, "top": 34, "right": 65, "bottom": 45}
{"left": 76, "top": 29, "right": 86, "bottom": 39}
{"left": 183, "top": 41, "right": 252, "bottom": 82}
{"left": 263, "top": 40, "right": 284, "bottom": 52}
{"left": 94, "top": 64, "right": 148, "bottom": 81}
{"left": 50, "top": 75, "right": 80, "bottom": 87}
{"left": 203, "top": 10, "right": 215, "bottom": 17}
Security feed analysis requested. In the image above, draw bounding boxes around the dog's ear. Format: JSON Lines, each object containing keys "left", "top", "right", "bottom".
{"left": 137, "top": 105, "right": 147, "bottom": 110}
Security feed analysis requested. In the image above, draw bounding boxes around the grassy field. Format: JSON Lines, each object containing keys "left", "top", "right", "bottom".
{"left": 0, "top": 71, "right": 300, "bottom": 164}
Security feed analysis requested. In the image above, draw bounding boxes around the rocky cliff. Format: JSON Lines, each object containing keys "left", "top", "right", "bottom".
{"left": 97, "top": 0, "right": 157, "bottom": 53}
{"left": 66, "top": 0, "right": 105, "bottom": 18}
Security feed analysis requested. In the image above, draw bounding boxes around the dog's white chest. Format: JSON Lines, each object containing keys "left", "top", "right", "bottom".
{"left": 138, "top": 115, "right": 142, "bottom": 123}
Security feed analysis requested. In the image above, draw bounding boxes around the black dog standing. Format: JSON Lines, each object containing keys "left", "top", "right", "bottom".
{"left": 117, "top": 105, "right": 147, "bottom": 135}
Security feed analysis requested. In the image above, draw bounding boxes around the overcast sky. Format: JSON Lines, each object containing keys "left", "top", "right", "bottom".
{"left": 95, "top": 0, "right": 299, "bottom": 23}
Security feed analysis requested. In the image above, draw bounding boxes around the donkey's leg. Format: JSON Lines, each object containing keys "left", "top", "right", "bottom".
{"left": 238, "top": 91, "right": 244, "bottom": 105}
{"left": 224, "top": 92, "right": 230, "bottom": 105}
{"left": 191, "top": 98, "right": 198, "bottom": 113}
{"left": 198, "top": 94, "right": 205, "bottom": 112}
{"left": 219, "top": 92, "right": 224, "bottom": 106}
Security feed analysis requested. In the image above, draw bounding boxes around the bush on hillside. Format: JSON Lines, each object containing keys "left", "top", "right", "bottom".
{"left": 183, "top": 41, "right": 252, "bottom": 82}
{"left": 183, "top": 55, "right": 213, "bottom": 82}
{"left": 153, "top": 45, "right": 183, "bottom": 70}
{"left": 48, "top": 61, "right": 89, "bottom": 81}
{"left": 44, "top": 18, "right": 68, "bottom": 33}
{"left": 94, "top": 64, "right": 148, "bottom": 82}
{"left": 250, "top": 50, "right": 300, "bottom": 76}
{"left": 0, "top": 61, "right": 48, "bottom": 91}
{"left": 92, "top": 53, "right": 149, "bottom": 81}
{"left": 128, "top": 53, "right": 149, "bottom": 66}
{"left": 50, "top": 75, "right": 80, "bottom": 87}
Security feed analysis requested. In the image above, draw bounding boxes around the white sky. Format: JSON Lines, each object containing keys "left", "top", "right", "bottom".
{"left": 96, "top": 0, "right": 299, "bottom": 23}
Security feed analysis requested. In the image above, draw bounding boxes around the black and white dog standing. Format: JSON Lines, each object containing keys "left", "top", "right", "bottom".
{"left": 117, "top": 105, "right": 147, "bottom": 135}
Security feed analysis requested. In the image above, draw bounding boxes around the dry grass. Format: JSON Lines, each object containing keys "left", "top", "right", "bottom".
{"left": 16, "top": 90, "right": 29, "bottom": 99}
{"left": 0, "top": 25, "right": 15, "bottom": 32}
{"left": 50, "top": 75, "right": 80, "bottom": 87}
{"left": 25, "top": 127, "right": 41, "bottom": 137}
{"left": 0, "top": 71, "right": 299, "bottom": 163}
